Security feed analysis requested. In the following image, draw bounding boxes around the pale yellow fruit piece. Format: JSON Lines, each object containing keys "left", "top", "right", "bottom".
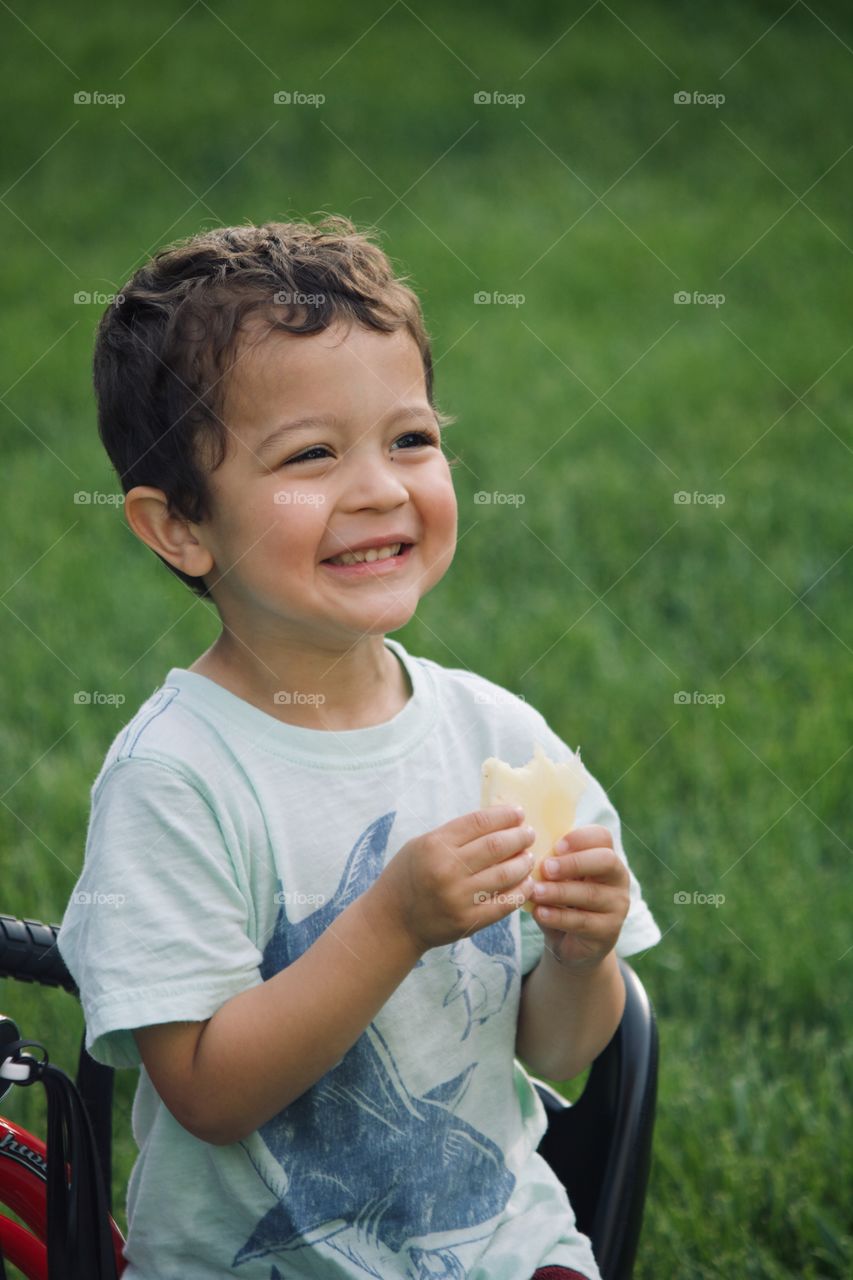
{"left": 480, "top": 742, "right": 586, "bottom": 914}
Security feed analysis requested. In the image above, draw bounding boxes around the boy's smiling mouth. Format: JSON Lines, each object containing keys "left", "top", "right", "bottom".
{"left": 321, "top": 542, "right": 415, "bottom": 572}
{"left": 321, "top": 532, "right": 416, "bottom": 563}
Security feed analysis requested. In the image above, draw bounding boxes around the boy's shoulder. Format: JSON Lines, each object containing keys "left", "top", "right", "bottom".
{"left": 411, "top": 649, "right": 562, "bottom": 756}
{"left": 418, "top": 651, "right": 527, "bottom": 709}
{"left": 91, "top": 670, "right": 218, "bottom": 797}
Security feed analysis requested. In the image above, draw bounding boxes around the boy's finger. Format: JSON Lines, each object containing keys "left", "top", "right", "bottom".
{"left": 534, "top": 877, "right": 622, "bottom": 914}
{"left": 448, "top": 805, "right": 528, "bottom": 864}
{"left": 554, "top": 824, "right": 613, "bottom": 854}
{"left": 541, "top": 846, "right": 625, "bottom": 883}
{"left": 449, "top": 804, "right": 525, "bottom": 842}
{"left": 477, "top": 804, "right": 526, "bottom": 830}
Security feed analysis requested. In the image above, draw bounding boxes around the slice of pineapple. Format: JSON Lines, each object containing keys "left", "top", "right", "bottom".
{"left": 480, "top": 742, "right": 586, "bottom": 914}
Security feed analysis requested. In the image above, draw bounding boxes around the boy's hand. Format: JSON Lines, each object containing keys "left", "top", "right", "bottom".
{"left": 527, "top": 825, "right": 630, "bottom": 970}
{"left": 371, "top": 806, "right": 538, "bottom": 954}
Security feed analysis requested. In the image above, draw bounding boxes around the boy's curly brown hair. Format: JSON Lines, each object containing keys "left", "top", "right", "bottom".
{"left": 93, "top": 214, "right": 456, "bottom": 598}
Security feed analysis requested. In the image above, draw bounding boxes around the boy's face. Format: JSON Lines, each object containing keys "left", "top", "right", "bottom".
{"left": 194, "top": 319, "right": 457, "bottom": 651}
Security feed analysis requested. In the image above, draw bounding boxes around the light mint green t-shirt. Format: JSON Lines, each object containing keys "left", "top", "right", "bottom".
{"left": 58, "top": 638, "right": 661, "bottom": 1280}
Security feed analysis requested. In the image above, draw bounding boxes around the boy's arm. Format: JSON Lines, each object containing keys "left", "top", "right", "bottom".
{"left": 515, "top": 947, "right": 625, "bottom": 1082}
{"left": 134, "top": 885, "right": 424, "bottom": 1146}
{"left": 515, "top": 824, "right": 631, "bottom": 1081}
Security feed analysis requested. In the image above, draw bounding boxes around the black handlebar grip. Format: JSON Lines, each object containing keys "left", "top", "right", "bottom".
{"left": 0, "top": 915, "right": 77, "bottom": 994}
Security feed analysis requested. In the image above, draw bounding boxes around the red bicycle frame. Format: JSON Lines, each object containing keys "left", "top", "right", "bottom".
{"left": 0, "top": 1114, "right": 126, "bottom": 1278}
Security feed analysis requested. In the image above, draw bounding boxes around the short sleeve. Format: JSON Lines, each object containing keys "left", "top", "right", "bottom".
{"left": 575, "top": 765, "right": 662, "bottom": 958}
{"left": 518, "top": 712, "right": 663, "bottom": 971}
{"left": 58, "top": 759, "right": 264, "bottom": 1069}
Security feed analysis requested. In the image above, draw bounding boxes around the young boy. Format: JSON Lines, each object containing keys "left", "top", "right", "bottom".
{"left": 58, "top": 215, "right": 661, "bottom": 1280}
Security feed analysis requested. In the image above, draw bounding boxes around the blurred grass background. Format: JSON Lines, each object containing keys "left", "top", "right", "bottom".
{"left": 1, "top": 1, "right": 851, "bottom": 1276}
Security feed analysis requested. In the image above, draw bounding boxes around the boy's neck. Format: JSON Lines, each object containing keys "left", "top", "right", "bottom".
{"left": 187, "top": 633, "right": 412, "bottom": 731}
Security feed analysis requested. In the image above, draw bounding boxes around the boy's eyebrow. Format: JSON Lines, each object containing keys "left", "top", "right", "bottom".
{"left": 256, "top": 404, "right": 439, "bottom": 457}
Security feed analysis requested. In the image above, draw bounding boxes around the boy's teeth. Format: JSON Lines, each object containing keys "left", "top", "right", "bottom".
{"left": 327, "top": 542, "right": 403, "bottom": 566}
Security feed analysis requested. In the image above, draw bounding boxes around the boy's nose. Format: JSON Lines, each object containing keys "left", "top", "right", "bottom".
{"left": 339, "top": 457, "right": 412, "bottom": 507}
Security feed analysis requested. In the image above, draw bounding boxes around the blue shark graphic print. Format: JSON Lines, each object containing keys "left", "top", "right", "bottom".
{"left": 445, "top": 923, "right": 516, "bottom": 1042}
{"left": 235, "top": 812, "right": 520, "bottom": 1278}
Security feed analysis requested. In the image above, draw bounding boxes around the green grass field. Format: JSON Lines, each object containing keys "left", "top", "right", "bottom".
{"left": 1, "top": 2, "right": 851, "bottom": 1275}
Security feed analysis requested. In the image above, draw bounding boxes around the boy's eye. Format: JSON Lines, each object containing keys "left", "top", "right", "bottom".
{"left": 281, "top": 429, "right": 439, "bottom": 466}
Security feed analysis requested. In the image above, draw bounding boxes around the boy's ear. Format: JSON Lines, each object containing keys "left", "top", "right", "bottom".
{"left": 124, "top": 486, "right": 214, "bottom": 580}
